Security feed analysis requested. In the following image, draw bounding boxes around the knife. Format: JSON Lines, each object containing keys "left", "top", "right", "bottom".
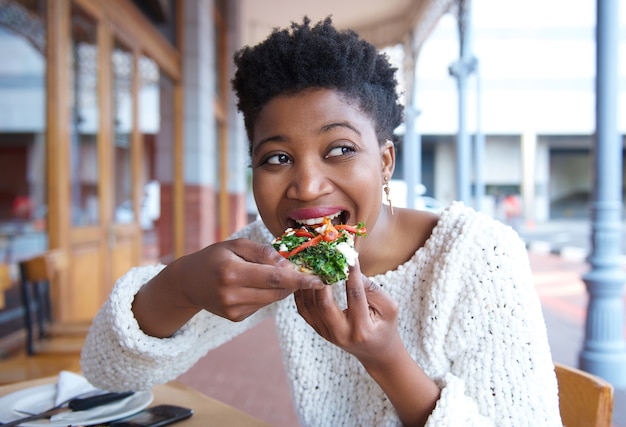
{"left": 1, "top": 391, "right": 134, "bottom": 426}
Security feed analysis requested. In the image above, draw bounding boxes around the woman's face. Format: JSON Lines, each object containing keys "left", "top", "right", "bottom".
{"left": 251, "top": 88, "right": 394, "bottom": 241}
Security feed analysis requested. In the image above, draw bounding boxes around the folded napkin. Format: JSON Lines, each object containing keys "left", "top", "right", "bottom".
{"left": 13, "top": 370, "right": 98, "bottom": 415}
{"left": 54, "top": 370, "right": 100, "bottom": 406}
{"left": 51, "top": 370, "right": 129, "bottom": 424}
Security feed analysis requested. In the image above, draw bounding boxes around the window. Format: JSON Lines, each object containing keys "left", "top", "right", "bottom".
{"left": 0, "top": 0, "right": 48, "bottom": 262}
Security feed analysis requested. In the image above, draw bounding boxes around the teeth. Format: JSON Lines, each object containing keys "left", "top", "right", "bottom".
{"left": 296, "top": 211, "right": 342, "bottom": 226}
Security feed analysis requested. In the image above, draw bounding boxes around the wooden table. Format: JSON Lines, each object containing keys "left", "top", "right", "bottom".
{"left": 0, "top": 376, "right": 272, "bottom": 426}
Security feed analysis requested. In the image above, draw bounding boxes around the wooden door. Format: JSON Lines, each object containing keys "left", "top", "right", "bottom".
{"left": 69, "top": 8, "right": 145, "bottom": 317}
{"left": 63, "top": 3, "right": 109, "bottom": 321}
{"left": 60, "top": 3, "right": 142, "bottom": 321}
{"left": 108, "top": 37, "right": 141, "bottom": 290}
{"left": 47, "top": 0, "right": 181, "bottom": 322}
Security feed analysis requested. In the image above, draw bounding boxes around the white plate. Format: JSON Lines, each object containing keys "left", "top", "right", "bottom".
{"left": 0, "top": 384, "right": 153, "bottom": 426}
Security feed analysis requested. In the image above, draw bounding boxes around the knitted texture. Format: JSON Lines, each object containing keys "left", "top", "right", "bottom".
{"left": 81, "top": 202, "right": 562, "bottom": 426}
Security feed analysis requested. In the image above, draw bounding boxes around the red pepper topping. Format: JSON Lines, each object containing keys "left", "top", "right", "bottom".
{"left": 287, "top": 235, "right": 322, "bottom": 257}
{"left": 335, "top": 224, "right": 366, "bottom": 235}
{"left": 294, "top": 229, "right": 313, "bottom": 238}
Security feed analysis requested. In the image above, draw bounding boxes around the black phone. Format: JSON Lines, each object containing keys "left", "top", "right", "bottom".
{"left": 109, "top": 404, "right": 193, "bottom": 427}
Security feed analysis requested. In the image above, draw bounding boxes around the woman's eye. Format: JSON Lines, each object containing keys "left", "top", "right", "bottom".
{"left": 265, "top": 153, "right": 292, "bottom": 165}
{"left": 326, "top": 146, "right": 355, "bottom": 158}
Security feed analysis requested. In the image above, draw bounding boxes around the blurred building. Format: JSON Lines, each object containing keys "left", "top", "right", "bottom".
{"left": 402, "top": 0, "right": 626, "bottom": 222}
{"left": 0, "top": 0, "right": 623, "bottom": 336}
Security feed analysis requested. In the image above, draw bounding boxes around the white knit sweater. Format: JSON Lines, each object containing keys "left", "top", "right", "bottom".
{"left": 81, "top": 202, "right": 562, "bottom": 426}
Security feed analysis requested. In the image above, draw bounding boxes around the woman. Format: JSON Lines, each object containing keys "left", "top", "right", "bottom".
{"left": 81, "top": 18, "right": 562, "bottom": 426}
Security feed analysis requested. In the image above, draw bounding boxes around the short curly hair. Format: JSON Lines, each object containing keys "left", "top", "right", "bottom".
{"left": 231, "top": 17, "right": 404, "bottom": 151}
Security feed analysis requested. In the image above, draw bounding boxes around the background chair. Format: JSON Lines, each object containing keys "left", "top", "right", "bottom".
{"left": 18, "top": 250, "right": 89, "bottom": 355}
{"left": 0, "top": 263, "right": 11, "bottom": 309}
{"left": 0, "top": 251, "right": 88, "bottom": 384}
{"left": 554, "top": 362, "right": 614, "bottom": 427}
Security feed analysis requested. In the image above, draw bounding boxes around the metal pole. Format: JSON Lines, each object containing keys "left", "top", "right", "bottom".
{"left": 473, "top": 60, "right": 484, "bottom": 212}
{"left": 449, "top": 0, "right": 476, "bottom": 205}
{"left": 403, "top": 37, "right": 422, "bottom": 210}
{"left": 403, "top": 105, "right": 422, "bottom": 209}
{"left": 579, "top": 0, "right": 626, "bottom": 387}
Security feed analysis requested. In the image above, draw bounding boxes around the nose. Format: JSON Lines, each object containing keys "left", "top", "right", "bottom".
{"left": 285, "top": 161, "right": 333, "bottom": 201}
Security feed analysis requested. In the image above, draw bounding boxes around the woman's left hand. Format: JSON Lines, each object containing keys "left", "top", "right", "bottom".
{"left": 294, "top": 259, "right": 403, "bottom": 368}
{"left": 296, "top": 260, "right": 441, "bottom": 426}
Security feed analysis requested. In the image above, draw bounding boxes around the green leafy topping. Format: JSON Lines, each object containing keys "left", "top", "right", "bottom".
{"left": 272, "top": 221, "right": 365, "bottom": 285}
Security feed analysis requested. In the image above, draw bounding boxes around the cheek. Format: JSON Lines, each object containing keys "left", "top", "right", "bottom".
{"left": 252, "top": 172, "right": 282, "bottom": 222}
{"left": 252, "top": 174, "right": 271, "bottom": 207}
{"left": 343, "top": 167, "right": 382, "bottom": 206}
{"left": 349, "top": 161, "right": 382, "bottom": 190}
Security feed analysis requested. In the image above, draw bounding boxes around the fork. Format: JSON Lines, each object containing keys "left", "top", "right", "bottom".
{"left": 0, "top": 391, "right": 134, "bottom": 426}
{"left": 12, "top": 389, "right": 103, "bottom": 416}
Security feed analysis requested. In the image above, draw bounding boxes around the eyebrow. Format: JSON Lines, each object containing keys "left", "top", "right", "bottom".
{"left": 320, "top": 121, "right": 362, "bottom": 136}
{"left": 252, "top": 135, "right": 287, "bottom": 157}
{"left": 252, "top": 121, "right": 362, "bottom": 156}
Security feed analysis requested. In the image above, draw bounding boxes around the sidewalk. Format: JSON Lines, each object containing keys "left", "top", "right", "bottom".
{"left": 530, "top": 251, "right": 626, "bottom": 427}
{"left": 176, "top": 250, "right": 626, "bottom": 427}
{"left": 519, "top": 218, "right": 626, "bottom": 427}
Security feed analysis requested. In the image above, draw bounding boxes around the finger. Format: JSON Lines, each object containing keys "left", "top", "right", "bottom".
{"left": 229, "top": 284, "right": 298, "bottom": 309}
{"left": 230, "top": 238, "right": 297, "bottom": 269}
{"left": 312, "top": 286, "right": 351, "bottom": 338}
{"left": 221, "top": 264, "right": 324, "bottom": 298}
{"left": 295, "top": 288, "right": 324, "bottom": 321}
{"left": 343, "top": 259, "right": 371, "bottom": 319}
{"left": 227, "top": 239, "right": 324, "bottom": 290}
{"left": 295, "top": 288, "right": 338, "bottom": 339}
{"left": 294, "top": 290, "right": 321, "bottom": 334}
{"left": 246, "top": 263, "right": 325, "bottom": 291}
{"left": 294, "top": 290, "right": 313, "bottom": 326}
{"left": 358, "top": 275, "right": 397, "bottom": 320}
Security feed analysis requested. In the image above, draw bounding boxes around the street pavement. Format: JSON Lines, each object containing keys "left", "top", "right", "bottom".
{"left": 530, "top": 251, "right": 626, "bottom": 427}
{"left": 520, "top": 219, "right": 626, "bottom": 427}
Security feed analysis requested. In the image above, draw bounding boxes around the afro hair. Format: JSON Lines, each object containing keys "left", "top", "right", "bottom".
{"left": 231, "top": 17, "right": 404, "bottom": 149}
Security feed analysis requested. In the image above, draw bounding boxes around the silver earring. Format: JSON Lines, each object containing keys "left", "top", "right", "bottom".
{"left": 383, "top": 177, "right": 394, "bottom": 215}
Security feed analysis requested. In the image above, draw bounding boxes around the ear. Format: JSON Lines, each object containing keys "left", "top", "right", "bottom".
{"left": 381, "top": 139, "right": 395, "bottom": 179}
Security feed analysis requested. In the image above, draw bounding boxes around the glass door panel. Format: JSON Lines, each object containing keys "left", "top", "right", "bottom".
{"left": 69, "top": 5, "right": 99, "bottom": 226}
{"left": 112, "top": 40, "right": 133, "bottom": 224}
{"left": 139, "top": 56, "right": 174, "bottom": 264}
{"left": 0, "top": 0, "right": 48, "bottom": 262}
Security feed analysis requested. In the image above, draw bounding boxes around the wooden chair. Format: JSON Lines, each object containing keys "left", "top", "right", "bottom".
{"left": 0, "top": 253, "right": 84, "bottom": 385}
{"left": 18, "top": 251, "right": 89, "bottom": 356}
{"left": 0, "top": 263, "right": 11, "bottom": 309}
{"left": 554, "top": 362, "right": 614, "bottom": 427}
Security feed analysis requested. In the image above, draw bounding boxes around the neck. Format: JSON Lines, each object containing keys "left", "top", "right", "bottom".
{"left": 356, "top": 205, "right": 398, "bottom": 277}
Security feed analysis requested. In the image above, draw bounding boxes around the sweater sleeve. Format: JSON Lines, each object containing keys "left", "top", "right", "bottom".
{"left": 80, "top": 222, "right": 276, "bottom": 392}
{"left": 423, "top": 210, "right": 562, "bottom": 426}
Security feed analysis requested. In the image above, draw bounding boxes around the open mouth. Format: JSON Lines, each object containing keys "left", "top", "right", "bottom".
{"left": 289, "top": 210, "right": 348, "bottom": 228}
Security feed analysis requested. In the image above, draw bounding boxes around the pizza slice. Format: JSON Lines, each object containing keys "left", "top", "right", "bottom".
{"left": 272, "top": 217, "right": 366, "bottom": 285}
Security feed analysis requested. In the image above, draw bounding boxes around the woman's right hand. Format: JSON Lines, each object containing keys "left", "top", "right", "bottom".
{"left": 132, "top": 238, "right": 325, "bottom": 337}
